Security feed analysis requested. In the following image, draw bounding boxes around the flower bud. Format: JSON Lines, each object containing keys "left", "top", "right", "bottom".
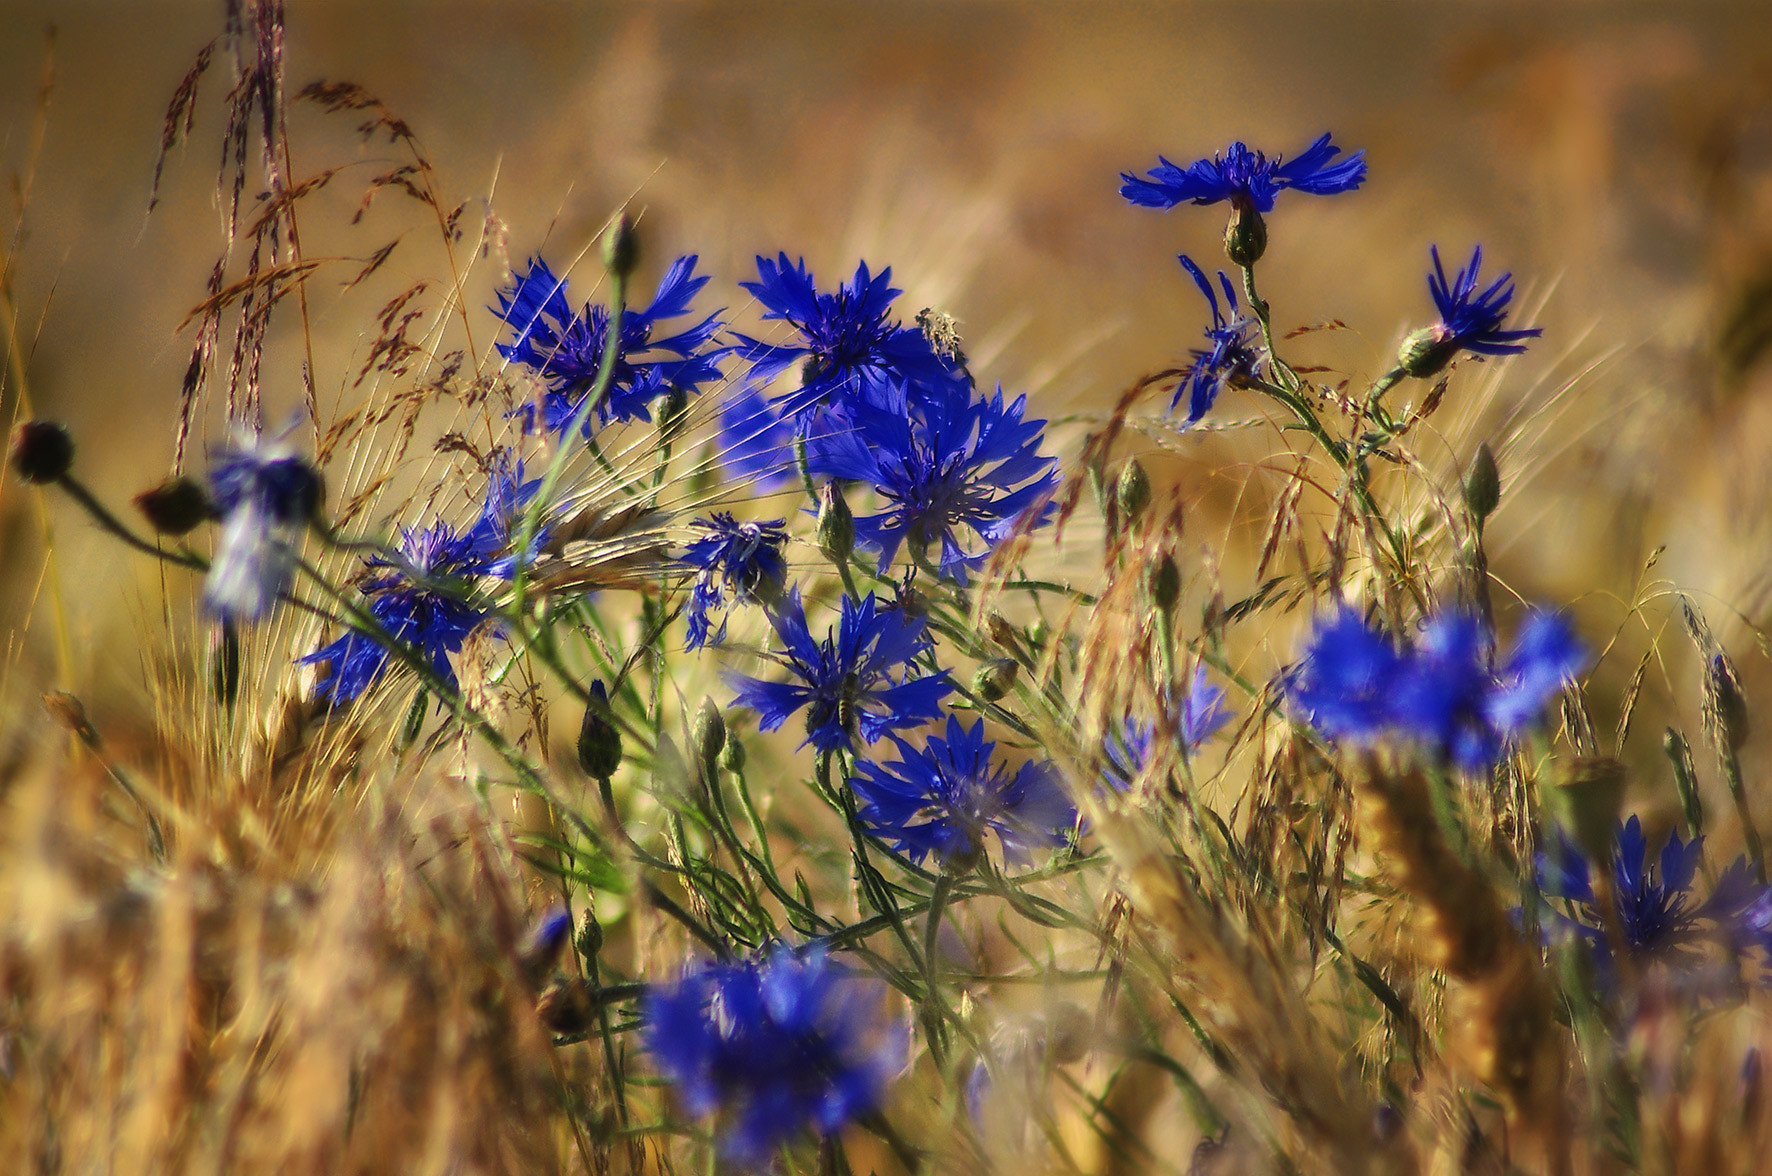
{"left": 817, "top": 481, "right": 855, "bottom": 565}
{"left": 576, "top": 681, "right": 624, "bottom": 780}
{"left": 719, "top": 732, "right": 747, "bottom": 773}
{"left": 972, "top": 657, "right": 1019, "bottom": 702}
{"left": 694, "top": 695, "right": 727, "bottom": 777}
{"left": 1223, "top": 199, "right": 1268, "bottom": 267}
{"left": 1708, "top": 653, "right": 1751, "bottom": 753}
{"left": 575, "top": 908, "right": 604, "bottom": 962}
{"left": 659, "top": 386, "right": 690, "bottom": 443}
{"left": 10, "top": 419, "right": 73, "bottom": 484}
{"left": 1115, "top": 458, "right": 1152, "bottom": 524}
{"left": 538, "top": 976, "right": 597, "bottom": 1035}
{"left": 1463, "top": 443, "right": 1501, "bottom": 526}
{"left": 135, "top": 475, "right": 213, "bottom": 536}
{"left": 1396, "top": 325, "right": 1458, "bottom": 381}
{"left": 601, "top": 211, "right": 639, "bottom": 279}
{"left": 1147, "top": 554, "right": 1181, "bottom": 614}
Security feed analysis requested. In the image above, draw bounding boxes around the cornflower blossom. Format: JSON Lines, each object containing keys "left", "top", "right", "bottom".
{"left": 851, "top": 713, "right": 1076, "bottom": 871}
{"left": 1119, "top": 133, "right": 1367, "bottom": 213}
{"left": 1397, "top": 245, "right": 1543, "bottom": 378}
{"left": 495, "top": 254, "right": 725, "bottom": 432}
{"left": 644, "top": 947, "right": 904, "bottom": 1163}
{"left": 202, "top": 434, "right": 323, "bottom": 623}
{"left": 1289, "top": 608, "right": 1584, "bottom": 771}
{"left": 1171, "top": 255, "right": 1262, "bottom": 422}
{"left": 715, "top": 383, "right": 798, "bottom": 491}
{"left": 728, "top": 590, "right": 952, "bottom": 753}
{"left": 1102, "top": 666, "right": 1232, "bottom": 790}
{"left": 1538, "top": 816, "right": 1769, "bottom": 978}
{"left": 303, "top": 464, "right": 539, "bottom": 706}
{"left": 809, "top": 382, "right": 1059, "bottom": 583}
{"left": 680, "top": 513, "right": 788, "bottom": 651}
{"left": 733, "top": 254, "right": 961, "bottom": 422}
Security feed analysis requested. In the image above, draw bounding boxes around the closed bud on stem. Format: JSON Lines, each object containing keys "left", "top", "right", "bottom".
{"left": 601, "top": 211, "right": 639, "bottom": 279}
{"left": 972, "top": 657, "right": 1019, "bottom": 702}
{"left": 575, "top": 908, "right": 604, "bottom": 963}
{"left": 576, "top": 681, "right": 624, "bottom": 781}
{"left": 719, "top": 732, "right": 747, "bottom": 773}
{"left": 694, "top": 696, "right": 727, "bottom": 778}
{"left": 1147, "top": 554, "right": 1181, "bottom": 614}
{"left": 538, "top": 977, "right": 597, "bottom": 1035}
{"left": 10, "top": 419, "right": 73, "bottom": 484}
{"left": 135, "top": 475, "right": 213, "bottom": 536}
{"left": 1223, "top": 198, "right": 1268, "bottom": 267}
{"left": 1464, "top": 443, "right": 1501, "bottom": 526}
{"left": 1396, "top": 325, "right": 1458, "bottom": 380}
{"left": 659, "top": 386, "right": 690, "bottom": 443}
{"left": 816, "top": 481, "right": 855, "bottom": 565}
{"left": 1115, "top": 458, "right": 1151, "bottom": 524}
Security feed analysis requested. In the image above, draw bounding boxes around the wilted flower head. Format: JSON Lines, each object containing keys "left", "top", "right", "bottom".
{"left": 810, "top": 382, "right": 1059, "bottom": 583}
{"left": 202, "top": 433, "right": 323, "bottom": 623}
{"left": 1290, "top": 608, "right": 1584, "bottom": 771}
{"left": 1171, "top": 254, "right": 1261, "bottom": 422}
{"left": 643, "top": 946, "right": 904, "bottom": 1163}
{"left": 734, "top": 254, "right": 960, "bottom": 421}
{"left": 680, "top": 513, "right": 788, "bottom": 651}
{"left": 1119, "top": 133, "right": 1367, "bottom": 214}
{"left": 851, "top": 713, "right": 1075, "bottom": 871}
{"left": 496, "top": 254, "right": 724, "bottom": 432}
{"left": 1539, "top": 816, "right": 1770, "bottom": 980}
{"left": 729, "top": 590, "right": 952, "bottom": 753}
{"left": 1397, "top": 245, "right": 1542, "bottom": 378}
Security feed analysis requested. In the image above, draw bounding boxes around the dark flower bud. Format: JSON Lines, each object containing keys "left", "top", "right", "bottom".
{"left": 1396, "top": 325, "right": 1457, "bottom": 380}
{"left": 518, "top": 905, "right": 573, "bottom": 987}
{"left": 576, "top": 681, "right": 624, "bottom": 780}
{"left": 1147, "top": 554, "right": 1181, "bottom": 614}
{"left": 1223, "top": 199, "right": 1268, "bottom": 267}
{"left": 538, "top": 976, "right": 597, "bottom": 1035}
{"left": 601, "top": 211, "right": 639, "bottom": 280}
{"left": 575, "top": 908, "right": 604, "bottom": 963}
{"left": 1115, "top": 459, "right": 1152, "bottom": 524}
{"left": 135, "top": 476, "right": 213, "bottom": 536}
{"left": 817, "top": 481, "right": 855, "bottom": 564}
{"left": 660, "top": 386, "right": 690, "bottom": 443}
{"left": 694, "top": 696, "right": 727, "bottom": 777}
{"left": 1463, "top": 443, "right": 1501, "bottom": 525}
{"left": 10, "top": 419, "right": 73, "bottom": 484}
{"left": 211, "top": 622, "right": 242, "bottom": 708}
{"left": 719, "top": 732, "right": 747, "bottom": 773}
{"left": 972, "top": 657, "right": 1019, "bottom": 702}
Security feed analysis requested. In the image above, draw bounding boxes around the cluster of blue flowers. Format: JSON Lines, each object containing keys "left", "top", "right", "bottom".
{"left": 1288, "top": 608, "right": 1585, "bottom": 772}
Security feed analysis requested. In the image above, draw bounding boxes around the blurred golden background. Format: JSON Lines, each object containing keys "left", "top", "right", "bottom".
{"left": 4, "top": 0, "right": 1772, "bottom": 728}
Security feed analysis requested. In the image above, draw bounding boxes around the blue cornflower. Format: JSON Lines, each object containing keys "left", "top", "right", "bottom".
{"left": 852, "top": 713, "right": 1076, "bottom": 871}
{"left": 496, "top": 254, "right": 725, "bottom": 432}
{"left": 729, "top": 590, "right": 953, "bottom": 753}
{"left": 644, "top": 946, "right": 905, "bottom": 1163}
{"left": 1290, "top": 609, "right": 1584, "bottom": 771}
{"left": 733, "top": 254, "right": 960, "bottom": 421}
{"left": 1398, "top": 246, "right": 1542, "bottom": 379}
{"left": 1539, "top": 816, "right": 1769, "bottom": 978}
{"left": 809, "top": 382, "right": 1059, "bottom": 583}
{"left": 460, "top": 453, "right": 546, "bottom": 577}
{"left": 715, "top": 383, "right": 799, "bottom": 491}
{"left": 1120, "top": 133, "right": 1367, "bottom": 214}
{"left": 1171, "top": 255, "right": 1262, "bottom": 422}
{"left": 680, "top": 513, "right": 788, "bottom": 651}
{"left": 1102, "top": 666, "right": 1231, "bottom": 790}
{"left": 202, "top": 433, "right": 324, "bottom": 622}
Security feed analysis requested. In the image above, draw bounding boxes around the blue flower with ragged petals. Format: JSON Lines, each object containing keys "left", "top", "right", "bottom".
{"left": 715, "top": 382, "right": 799, "bottom": 491}
{"left": 1289, "top": 608, "right": 1584, "bottom": 771}
{"left": 1538, "top": 816, "right": 1771, "bottom": 981}
{"left": 734, "top": 254, "right": 961, "bottom": 421}
{"left": 1120, "top": 133, "right": 1367, "bottom": 213}
{"left": 729, "top": 590, "right": 953, "bottom": 753}
{"left": 1102, "top": 666, "right": 1231, "bottom": 790}
{"left": 852, "top": 713, "right": 1075, "bottom": 870}
{"left": 460, "top": 453, "right": 546, "bottom": 577}
{"left": 680, "top": 513, "right": 788, "bottom": 651}
{"left": 810, "top": 382, "right": 1059, "bottom": 584}
{"left": 1423, "top": 245, "right": 1542, "bottom": 362}
{"left": 1172, "top": 254, "right": 1262, "bottom": 422}
{"left": 203, "top": 433, "right": 324, "bottom": 623}
{"left": 644, "top": 945, "right": 904, "bottom": 1163}
{"left": 496, "top": 254, "right": 725, "bottom": 432}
